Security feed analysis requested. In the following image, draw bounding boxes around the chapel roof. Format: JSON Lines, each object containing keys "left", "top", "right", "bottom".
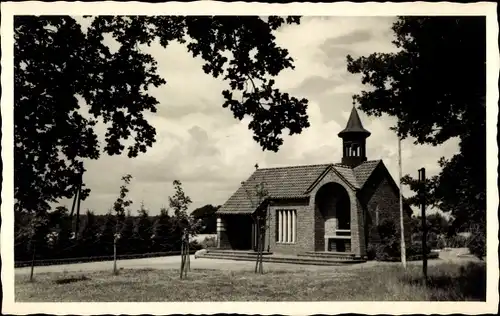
{"left": 217, "top": 160, "right": 382, "bottom": 215}
{"left": 338, "top": 106, "right": 371, "bottom": 138}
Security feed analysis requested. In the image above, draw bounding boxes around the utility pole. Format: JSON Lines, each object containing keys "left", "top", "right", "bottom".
{"left": 75, "top": 174, "right": 82, "bottom": 239}
{"left": 69, "top": 171, "right": 83, "bottom": 239}
{"left": 418, "top": 168, "right": 428, "bottom": 282}
{"left": 398, "top": 137, "right": 407, "bottom": 268}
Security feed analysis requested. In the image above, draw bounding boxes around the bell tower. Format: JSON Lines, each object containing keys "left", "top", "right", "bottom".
{"left": 338, "top": 101, "right": 371, "bottom": 168}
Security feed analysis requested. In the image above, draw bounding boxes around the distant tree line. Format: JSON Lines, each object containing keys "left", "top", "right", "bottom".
{"left": 14, "top": 203, "right": 219, "bottom": 262}
{"left": 409, "top": 212, "right": 473, "bottom": 250}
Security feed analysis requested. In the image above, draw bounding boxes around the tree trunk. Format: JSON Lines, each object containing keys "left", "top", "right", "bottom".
{"left": 186, "top": 242, "right": 190, "bottom": 272}
{"left": 184, "top": 243, "right": 188, "bottom": 278}
{"left": 255, "top": 227, "right": 264, "bottom": 274}
{"left": 255, "top": 225, "right": 261, "bottom": 273}
{"left": 113, "top": 238, "right": 118, "bottom": 275}
{"left": 259, "top": 230, "right": 264, "bottom": 274}
{"left": 180, "top": 241, "right": 185, "bottom": 279}
{"left": 29, "top": 242, "right": 36, "bottom": 282}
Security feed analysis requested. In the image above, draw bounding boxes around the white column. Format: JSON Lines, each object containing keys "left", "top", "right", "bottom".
{"left": 278, "top": 210, "right": 283, "bottom": 243}
{"left": 284, "top": 210, "right": 288, "bottom": 243}
{"left": 287, "top": 210, "right": 292, "bottom": 243}
{"left": 283, "top": 210, "right": 290, "bottom": 242}
{"left": 283, "top": 211, "right": 287, "bottom": 243}
{"left": 292, "top": 210, "right": 296, "bottom": 243}
{"left": 216, "top": 217, "right": 224, "bottom": 248}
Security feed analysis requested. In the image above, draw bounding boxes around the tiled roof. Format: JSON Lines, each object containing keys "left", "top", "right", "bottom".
{"left": 217, "top": 160, "right": 383, "bottom": 215}
{"left": 353, "top": 160, "right": 382, "bottom": 187}
{"left": 332, "top": 164, "right": 359, "bottom": 188}
{"left": 217, "top": 164, "right": 330, "bottom": 215}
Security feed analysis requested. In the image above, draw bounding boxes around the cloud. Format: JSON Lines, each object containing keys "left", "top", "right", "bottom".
{"left": 325, "top": 29, "right": 373, "bottom": 45}
{"left": 58, "top": 16, "right": 459, "bottom": 216}
{"left": 293, "top": 75, "right": 344, "bottom": 95}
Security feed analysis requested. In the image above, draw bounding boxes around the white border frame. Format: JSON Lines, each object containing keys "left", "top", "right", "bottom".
{"left": 1, "top": 1, "right": 498, "bottom": 315}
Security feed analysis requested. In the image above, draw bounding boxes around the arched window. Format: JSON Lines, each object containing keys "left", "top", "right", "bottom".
{"left": 352, "top": 144, "right": 359, "bottom": 156}
{"left": 345, "top": 144, "right": 351, "bottom": 157}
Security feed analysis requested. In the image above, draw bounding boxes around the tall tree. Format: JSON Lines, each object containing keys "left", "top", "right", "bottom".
{"left": 77, "top": 210, "right": 100, "bottom": 257}
{"left": 110, "top": 174, "right": 133, "bottom": 273}
{"left": 112, "top": 174, "right": 133, "bottom": 230}
{"left": 191, "top": 204, "right": 219, "bottom": 234}
{"left": 134, "top": 202, "right": 153, "bottom": 253}
{"left": 118, "top": 213, "right": 136, "bottom": 254}
{"left": 167, "top": 180, "right": 201, "bottom": 251}
{"left": 152, "top": 208, "right": 172, "bottom": 252}
{"left": 14, "top": 16, "right": 309, "bottom": 217}
{"left": 24, "top": 212, "right": 49, "bottom": 281}
{"left": 48, "top": 206, "right": 76, "bottom": 258}
{"left": 15, "top": 211, "right": 31, "bottom": 261}
{"left": 99, "top": 212, "right": 116, "bottom": 257}
{"left": 346, "top": 16, "right": 486, "bottom": 258}
{"left": 242, "top": 174, "right": 270, "bottom": 274}
{"left": 411, "top": 213, "right": 452, "bottom": 236}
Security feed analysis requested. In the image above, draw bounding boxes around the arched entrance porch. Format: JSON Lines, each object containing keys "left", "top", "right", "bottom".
{"left": 314, "top": 182, "right": 351, "bottom": 252}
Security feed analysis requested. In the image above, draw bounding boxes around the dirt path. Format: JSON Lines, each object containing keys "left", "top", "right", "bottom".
{"left": 15, "top": 248, "right": 476, "bottom": 276}
{"left": 15, "top": 256, "right": 342, "bottom": 275}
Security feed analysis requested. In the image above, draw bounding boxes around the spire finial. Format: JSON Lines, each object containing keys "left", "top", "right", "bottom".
{"left": 254, "top": 163, "right": 259, "bottom": 170}
{"left": 352, "top": 95, "right": 356, "bottom": 108}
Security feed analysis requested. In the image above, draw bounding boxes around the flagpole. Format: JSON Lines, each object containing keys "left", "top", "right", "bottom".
{"left": 398, "top": 135, "right": 407, "bottom": 268}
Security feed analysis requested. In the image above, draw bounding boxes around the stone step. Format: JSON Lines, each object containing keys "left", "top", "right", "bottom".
{"left": 197, "top": 252, "right": 366, "bottom": 266}
{"left": 207, "top": 249, "right": 273, "bottom": 256}
{"left": 298, "top": 252, "right": 357, "bottom": 260}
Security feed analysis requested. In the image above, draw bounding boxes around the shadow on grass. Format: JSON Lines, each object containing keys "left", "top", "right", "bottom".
{"left": 401, "top": 262, "right": 486, "bottom": 301}
{"left": 54, "top": 275, "right": 90, "bottom": 285}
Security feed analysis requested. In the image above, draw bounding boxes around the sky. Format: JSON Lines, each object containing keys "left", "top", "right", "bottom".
{"left": 62, "top": 16, "right": 460, "bottom": 216}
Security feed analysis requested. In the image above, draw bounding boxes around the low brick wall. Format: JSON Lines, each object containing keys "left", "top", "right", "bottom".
{"left": 14, "top": 250, "right": 196, "bottom": 268}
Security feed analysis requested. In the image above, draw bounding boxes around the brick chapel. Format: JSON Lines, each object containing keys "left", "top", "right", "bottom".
{"left": 216, "top": 106, "right": 412, "bottom": 258}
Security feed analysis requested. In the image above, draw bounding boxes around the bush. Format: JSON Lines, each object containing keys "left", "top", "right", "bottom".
{"left": 189, "top": 240, "right": 203, "bottom": 251}
{"left": 436, "top": 234, "right": 447, "bottom": 249}
{"left": 447, "top": 234, "right": 469, "bottom": 248}
{"left": 467, "top": 232, "right": 485, "bottom": 260}
{"left": 200, "top": 236, "right": 217, "bottom": 249}
{"left": 406, "top": 241, "right": 431, "bottom": 256}
{"left": 411, "top": 232, "right": 439, "bottom": 251}
{"left": 377, "top": 218, "right": 398, "bottom": 241}
{"left": 366, "top": 244, "right": 377, "bottom": 260}
{"left": 426, "top": 231, "right": 439, "bottom": 249}
{"left": 374, "top": 243, "right": 396, "bottom": 261}
{"left": 366, "top": 219, "right": 403, "bottom": 261}
{"left": 367, "top": 241, "right": 433, "bottom": 261}
{"left": 367, "top": 242, "right": 405, "bottom": 261}
{"left": 376, "top": 219, "right": 400, "bottom": 257}
{"left": 368, "top": 217, "right": 435, "bottom": 261}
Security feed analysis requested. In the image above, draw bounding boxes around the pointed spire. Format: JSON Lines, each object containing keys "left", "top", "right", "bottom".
{"left": 338, "top": 99, "right": 371, "bottom": 138}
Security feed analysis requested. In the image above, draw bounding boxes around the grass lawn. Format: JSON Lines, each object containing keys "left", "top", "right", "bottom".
{"left": 16, "top": 261, "right": 485, "bottom": 302}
